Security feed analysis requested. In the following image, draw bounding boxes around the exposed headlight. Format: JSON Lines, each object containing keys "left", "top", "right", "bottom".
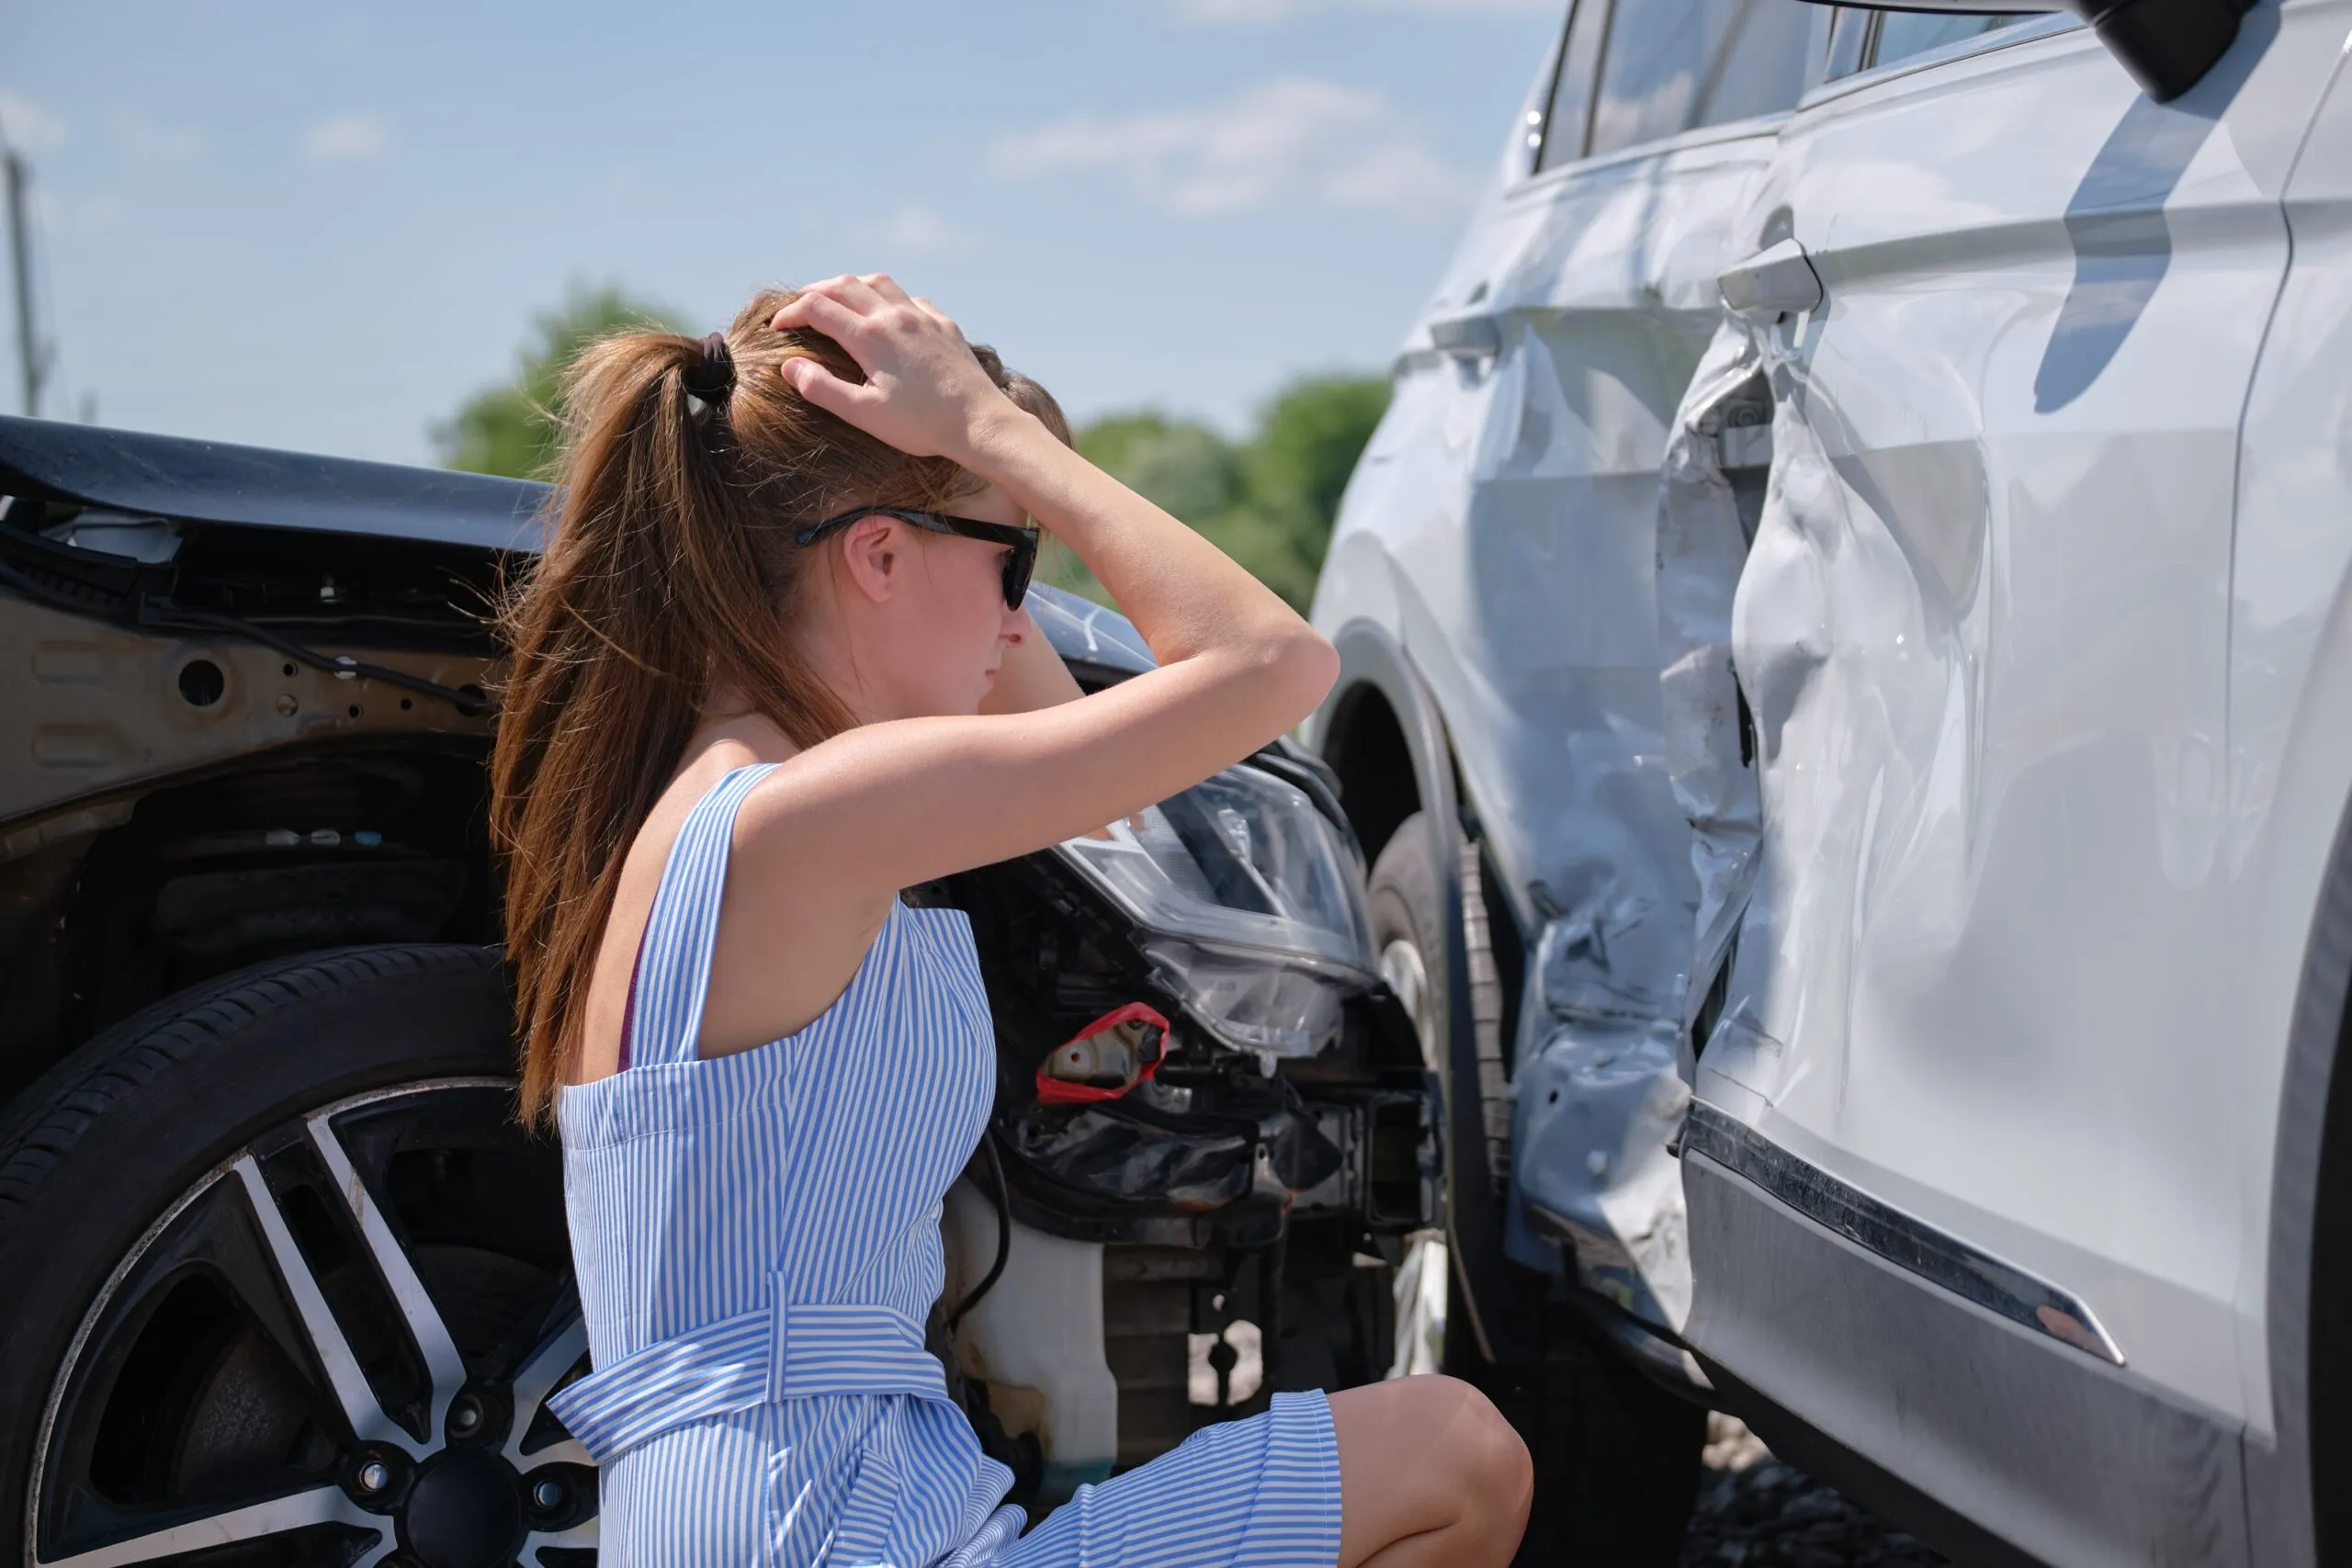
{"left": 1055, "top": 762, "right": 1376, "bottom": 1057}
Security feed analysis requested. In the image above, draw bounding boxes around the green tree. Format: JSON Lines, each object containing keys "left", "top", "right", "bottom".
{"left": 1240, "top": 374, "right": 1393, "bottom": 547}
{"left": 434, "top": 285, "right": 679, "bottom": 479}
{"left": 1056, "top": 373, "right": 1389, "bottom": 613}
{"left": 1207, "top": 373, "right": 1389, "bottom": 609}
{"left": 1078, "top": 415, "right": 1242, "bottom": 522}
{"left": 1040, "top": 413, "right": 1243, "bottom": 603}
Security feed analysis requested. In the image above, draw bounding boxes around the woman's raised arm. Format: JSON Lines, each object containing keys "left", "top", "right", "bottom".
{"left": 736, "top": 273, "right": 1338, "bottom": 898}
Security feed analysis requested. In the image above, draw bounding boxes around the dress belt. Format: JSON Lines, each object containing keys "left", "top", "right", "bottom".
{"left": 548, "top": 1288, "right": 948, "bottom": 1463}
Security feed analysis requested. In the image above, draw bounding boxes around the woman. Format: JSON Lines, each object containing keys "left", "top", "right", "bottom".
{"left": 492, "top": 274, "right": 1532, "bottom": 1568}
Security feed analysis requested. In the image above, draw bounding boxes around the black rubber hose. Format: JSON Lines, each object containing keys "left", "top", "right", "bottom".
{"left": 947, "top": 1134, "right": 1012, "bottom": 1333}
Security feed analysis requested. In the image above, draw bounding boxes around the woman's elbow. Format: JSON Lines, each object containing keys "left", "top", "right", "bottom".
{"left": 1267, "top": 626, "right": 1340, "bottom": 724}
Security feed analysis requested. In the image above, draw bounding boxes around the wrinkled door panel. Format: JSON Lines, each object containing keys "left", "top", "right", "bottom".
{"left": 1380, "top": 145, "right": 1791, "bottom": 1332}
{"left": 1674, "top": 2, "right": 2346, "bottom": 1437}
{"left": 1317, "top": 0, "right": 1836, "bottom": 1338}
{"left": 1658, "top": 325, "right": 1774, "bottom": 1047}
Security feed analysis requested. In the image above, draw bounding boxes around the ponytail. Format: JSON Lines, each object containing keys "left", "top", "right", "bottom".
{"left": 492, "top": 287, "right": 1021, "bottom": 1122}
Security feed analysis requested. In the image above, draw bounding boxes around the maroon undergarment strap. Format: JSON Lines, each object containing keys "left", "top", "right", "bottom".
{"left": 616, "top": 927, "right": 648, "bottom": 1072}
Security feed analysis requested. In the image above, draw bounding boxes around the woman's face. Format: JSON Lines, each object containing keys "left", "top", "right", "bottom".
{"left": 816, "top": 484, "right": 1035, "bottom": 721}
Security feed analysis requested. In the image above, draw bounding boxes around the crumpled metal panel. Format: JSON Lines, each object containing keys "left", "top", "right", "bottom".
{"left": 1512, "top": 1020, "right": 1693, "bottom": 1325}
{"left": 1510, "top": 321, "right": 1775, "bottom": 1334}
{"left": 1661, "top": 17, "right": 2352, "bottom": 1427}
{"left": 1313, "top": 54, "right": 1792, "bottom": 1339}
{"left": 1447, "top": 308, "right": 1703, "bottom": 1322}
{"left": 1656, "top": 325, "right": 1771, "bottom": 1046}
{"left": 1673, "top": 293, "right": 1985, "bottom": 1130}
{"left": 1317, "top": 127, "right": 1795, "bottom": 1345}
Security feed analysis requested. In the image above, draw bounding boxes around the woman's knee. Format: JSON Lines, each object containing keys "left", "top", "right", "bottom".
{"left": 1378, "top": 1375, "right": 1529, "bottom": 1509}
{"left": 1442, "top": 1378, "right": 1532, "bottom": 1513}
{"left": 1331, "top": 1377, "right": 1529, "bottom": 1565}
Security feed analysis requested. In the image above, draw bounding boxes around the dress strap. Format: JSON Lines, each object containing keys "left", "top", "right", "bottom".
{"left": 626, "top": 763, "right": 780, "bottom": 1069}
{"left": 615, "top": 925, "right": 648, "bottom": 1072}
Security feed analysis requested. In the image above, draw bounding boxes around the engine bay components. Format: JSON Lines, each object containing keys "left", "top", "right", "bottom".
{"left": 1036, "top": 1001, "right": 1169, "bottom": 1104}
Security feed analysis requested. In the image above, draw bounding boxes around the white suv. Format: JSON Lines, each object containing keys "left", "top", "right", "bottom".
{"left": 1306, "top": 0, "right": 2352, "bottom": 1560}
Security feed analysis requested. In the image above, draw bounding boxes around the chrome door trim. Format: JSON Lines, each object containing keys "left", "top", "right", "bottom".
{"left": 1795, "top": 11, "right": 2084, "bottom": 110}
{"left": 1682, "top": 1100, "right": 2127, "bottom": 1366}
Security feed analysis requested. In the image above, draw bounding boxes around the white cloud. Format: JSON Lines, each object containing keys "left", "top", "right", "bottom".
{"left": 857, "top": 206, "right": 975, "bottom": 256}
{"left": 303, "top": 113, "right": 390, "bottom": 163}
{"left": 1177, "top": 0, "right": 1553, "bottom": 19}
{"left": 114, "top": 115, "right": 205, "bottom": 164}
{"left": 0, "top": 89, "right": 67, "bottom": 152}
{"left": 990, "top": 78, "right": 1473, "bottom": 224}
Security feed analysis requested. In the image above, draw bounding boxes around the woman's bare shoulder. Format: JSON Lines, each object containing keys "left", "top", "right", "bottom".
{"left": 696, "top": 747, "right": 904, "bottom": 1057}
{"left": 570, "top": 736, "right": 797, "bottom": 1083}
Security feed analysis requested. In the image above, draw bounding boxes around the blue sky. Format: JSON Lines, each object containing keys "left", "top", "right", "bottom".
{"left": 3, "top": 1, "right": 1558, "bottom": 466}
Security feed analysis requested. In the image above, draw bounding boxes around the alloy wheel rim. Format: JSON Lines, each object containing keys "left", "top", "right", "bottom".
{"left": 1376, "top": 936, "right": 1438, "bottom": 1074}
{"left": 1374, "top": 933, "right": 1448, "bottom": 1376}
{"left": 27, "top": 1079, "right": 596, "bottom": 1568}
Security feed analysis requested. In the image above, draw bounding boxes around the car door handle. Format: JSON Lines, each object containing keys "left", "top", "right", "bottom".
{"left": 1720, "top": 240, "right": 1823, "bottom": 321}
{"left": 1428, "top": 311, "right": 1503, "bottom": 358}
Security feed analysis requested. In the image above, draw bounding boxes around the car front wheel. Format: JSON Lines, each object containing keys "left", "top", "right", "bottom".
{"left": 0, "top": 945, "right": 594, "bottom": 1568}
{"left": 1368, "top": 813, "right": 1705, "bottom": 1567}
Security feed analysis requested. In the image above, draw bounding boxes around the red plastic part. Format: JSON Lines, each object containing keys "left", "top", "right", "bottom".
{"left": 1033, "top": 1001, "right": 1171, "bottom": 1106}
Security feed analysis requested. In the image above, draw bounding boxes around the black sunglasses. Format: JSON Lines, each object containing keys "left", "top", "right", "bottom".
{"left": 793, "top": 506, "right": 1039, "bottom": 610}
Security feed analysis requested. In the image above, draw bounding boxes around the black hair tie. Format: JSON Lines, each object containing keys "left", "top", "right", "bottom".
{"left": 682, "top": 331, "right": 735, "bottom": 404}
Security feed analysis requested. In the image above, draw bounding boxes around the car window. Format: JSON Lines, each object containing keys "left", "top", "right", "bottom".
{"left": 1588, "top": 0, "right": 1830, "bottom": 158}
{"left": 1871, "top": 11, "right": 2042, "bottom": 68}
{"left": 1824, "top": 6, "right": 1872, "bottom": 78}
{"left": 1534, "top": 0, "right": 1613, "bottom": 173}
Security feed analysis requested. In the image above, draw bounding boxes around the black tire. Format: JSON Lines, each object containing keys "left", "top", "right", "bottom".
{"left": 1369, "top": 813, "right": 1705, "bottom": 1566}
{"left": 1478, "top": 1315, "right": 1707, "bottom": 1567}
{"left": 1368, "top": 811, "right": 1446, "bottom": 1077}
{"left": 0, "top": 944, "right": 590, "bottom": 1568}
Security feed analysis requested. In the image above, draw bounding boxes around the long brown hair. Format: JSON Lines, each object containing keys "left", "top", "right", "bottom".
{"left": 492, "top": 287, "right": 1069, "bottom": 1122}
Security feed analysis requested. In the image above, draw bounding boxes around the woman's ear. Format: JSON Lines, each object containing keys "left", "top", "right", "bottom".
{"left": 836, "top": 514, "right": 904, "bottom": 605}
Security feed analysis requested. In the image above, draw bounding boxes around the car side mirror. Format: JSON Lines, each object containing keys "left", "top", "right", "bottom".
{"left": 1804, "top": 0, "right": 2248, "bottom": 102}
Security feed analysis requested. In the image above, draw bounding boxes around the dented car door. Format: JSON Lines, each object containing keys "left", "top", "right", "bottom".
{"left": 1316, "top": 0, "right": 1835, "bottom": 1344}
{"left": 1668, "top": 4, "right": 2349, "bottom": 1552}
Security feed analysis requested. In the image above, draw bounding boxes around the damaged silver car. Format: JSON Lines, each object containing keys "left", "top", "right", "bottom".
{"left": 0, "top": 417, "right": 1437, "bottom": 1568}
{"left": 1311, "top": 0, "right": 2348, "bottom": 1559}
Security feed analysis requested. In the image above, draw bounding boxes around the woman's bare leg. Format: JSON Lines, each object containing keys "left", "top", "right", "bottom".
{"left": 1329, "top": 1375, "right": 1532, "bottom": 1568}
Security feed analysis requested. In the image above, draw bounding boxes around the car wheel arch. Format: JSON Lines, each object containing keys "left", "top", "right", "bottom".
{"left": 1306, "top": 618, "right": 1530, "bottom": 1362}
{"left": 1, "top": 741, "right": 500, "bottom": 1103}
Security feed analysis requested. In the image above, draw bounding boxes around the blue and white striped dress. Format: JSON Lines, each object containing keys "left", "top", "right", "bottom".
{"left": 551, "top": 764, "right": 1343, "bottom": 1567}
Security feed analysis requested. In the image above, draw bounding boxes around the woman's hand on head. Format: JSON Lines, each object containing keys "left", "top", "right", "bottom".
{"left": 736, "top": 274, "right": 1337, "bottom": 911}
{"left": 771, "top": 276, "right": 1018, "bottom": 462}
